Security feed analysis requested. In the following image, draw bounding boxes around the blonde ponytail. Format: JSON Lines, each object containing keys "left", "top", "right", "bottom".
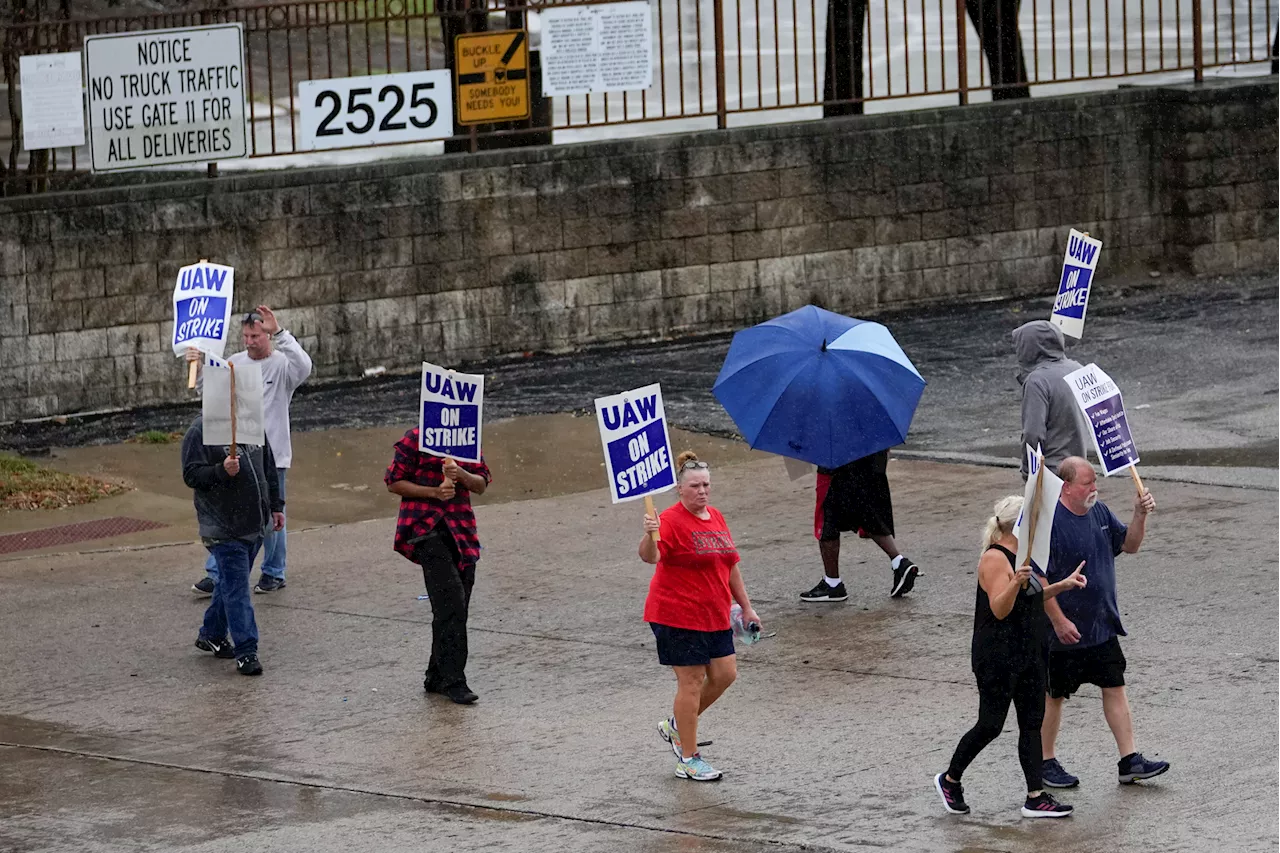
{"left": 981, "top": 494, "right": 1024, "bottom": 552}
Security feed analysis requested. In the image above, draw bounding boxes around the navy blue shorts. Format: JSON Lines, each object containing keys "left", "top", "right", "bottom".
{"left": 650, "top": 623, "right": 735, "bottom": 666}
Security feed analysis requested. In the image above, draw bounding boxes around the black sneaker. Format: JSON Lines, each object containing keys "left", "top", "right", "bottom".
{"left": 192, "top": 577, "right": 214, "bottom": 597}
{"left": 1118, "top": 752, "right": 1170, "bottom": 784}
{"left": 800, "top": 578, "right": 848, "bottom": 602}
{"left": 1042, "top": 757, "right": 1080, "bottom": 788}
{"left": 254, "top": 575, "right": 286, "bottom": 593}
{"left": 890, "top": 557, "right": 919, "bottom": 598}
{"left": 443, "top": 685, "right": 478, "bottom": 704}
{"left": 236, "top": 654, "right": 264, "bottom": 676}
{"left": 195, "top": 636, "right": 235, "bottom": 659}
{"left": 934, "top": 773, "right": 970, "bottom": 815}
{"left": 1022, "top": 791, "right": 1074, "bottom": 818}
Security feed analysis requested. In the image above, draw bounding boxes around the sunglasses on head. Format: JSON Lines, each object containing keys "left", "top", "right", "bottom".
{"left": 243, "top": 311, "right": 264, "bottom": 324}
{"left": 681, "top": 460, "right": 710, "bottom": 471}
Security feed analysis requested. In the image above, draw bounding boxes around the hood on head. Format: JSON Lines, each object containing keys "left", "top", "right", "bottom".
{"left": 1013, "top": 320, "right": 1067, "bottom": 384}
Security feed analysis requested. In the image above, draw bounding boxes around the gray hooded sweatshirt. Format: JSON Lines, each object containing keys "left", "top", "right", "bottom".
{"left": 1013, "top": 320, "right": 1088, "bottom": 479}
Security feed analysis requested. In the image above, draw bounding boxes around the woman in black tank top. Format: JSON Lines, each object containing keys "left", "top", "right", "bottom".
{"left": 933, "top": 495, "right": 1088, "bottom": 820}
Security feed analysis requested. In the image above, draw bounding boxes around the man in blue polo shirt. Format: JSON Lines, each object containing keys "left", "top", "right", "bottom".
{"left": 1038, "top": 456, "right": 1169, "bottom": 789}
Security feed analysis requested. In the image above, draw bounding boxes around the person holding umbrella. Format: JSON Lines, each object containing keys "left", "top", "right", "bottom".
{"left": 935, "top": 494, "right": 1086, "bottom": 819}
{"left": 640, "top": 451, "right": 762, "bottom": 782}
{"left": 712, "top": 305, "right": 927, "bottom": 602}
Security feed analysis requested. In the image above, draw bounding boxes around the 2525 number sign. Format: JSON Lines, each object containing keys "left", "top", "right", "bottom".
{"left": 298, "top": 69, "right": 454, "bottom": 151}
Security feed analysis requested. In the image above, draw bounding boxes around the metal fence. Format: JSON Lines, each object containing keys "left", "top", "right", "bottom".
{"left": 0, "top": 0, "right": 1275, "bottom": 189}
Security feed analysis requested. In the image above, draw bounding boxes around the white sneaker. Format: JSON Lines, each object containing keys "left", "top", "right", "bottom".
{"left": 656, "top": 717, "right": 681, "bottom": 758}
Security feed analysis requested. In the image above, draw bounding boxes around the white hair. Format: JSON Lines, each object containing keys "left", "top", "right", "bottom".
{"left": 981, "top": 495, "right": 1024, "bottom": 552}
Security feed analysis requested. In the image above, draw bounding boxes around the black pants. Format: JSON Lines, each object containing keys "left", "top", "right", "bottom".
{"left": 947, "top": 654, "right": 1045, "bottom": 791}
{"left": 414, "top": 531, "right": 475, "bottom": 690}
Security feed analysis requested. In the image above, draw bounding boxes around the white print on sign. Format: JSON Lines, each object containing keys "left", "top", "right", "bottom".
{"left": 1012, "top": 444, "right": 1064, "bottom": 575}
{"left": 419, "top": 361, "right": 485, "bottom": 463}
{"left": 539, "top": 1, "right": 654, "bottom": 97}
{"left": 594, "top": 383, "right": 676, "bottom": 504}
{"left": 297, "top": 69, "right": 454, "bottom": 151}
{"left": 19, "top": 52, "right": 86, "bottom": 150}
{"left": 1049, "top": 229, "right": 1103, "bottom": 340}
{"left": 171, "top": 262, "right": 234, "bottom": 357}
{"left": 202, "top": 361, "right": 265, "bottom": 447}
{"left": 1064, "top": 363, "right": 1141, "bottom": 476}
{"left": 83, "top": 24, "right": 247, "bottom": 172}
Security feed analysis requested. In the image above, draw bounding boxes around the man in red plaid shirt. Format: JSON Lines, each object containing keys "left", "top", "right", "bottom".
{"left": 385, "top": 427, "right": 492, "bottom": 705}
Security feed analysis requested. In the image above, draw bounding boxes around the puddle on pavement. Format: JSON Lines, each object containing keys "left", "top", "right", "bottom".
{"left": 37, "top": 413, "right": 771, "bottom": 528}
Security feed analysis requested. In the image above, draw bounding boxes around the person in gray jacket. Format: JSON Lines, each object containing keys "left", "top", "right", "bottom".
{"left": 188, "top": 305, "right": 312, "bottom": 595}
{"left": 182, "top": 415, "right": 285, "bottom": 676}
{"left": 1013, "top": 320, "right": 1088, "bottom": 481}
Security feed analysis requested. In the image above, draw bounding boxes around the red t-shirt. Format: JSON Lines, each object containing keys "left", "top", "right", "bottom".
{"left": 643, "top": 503, "right": 740, "bottom": 632}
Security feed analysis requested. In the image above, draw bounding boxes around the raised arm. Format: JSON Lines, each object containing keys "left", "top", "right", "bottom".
{"left": 1122, "top": 488, "right": 1154, "bottom": 553}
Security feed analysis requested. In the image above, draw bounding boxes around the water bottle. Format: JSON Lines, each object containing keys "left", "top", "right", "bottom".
{"left": 730, "top": 603, "right": 761, "bottom": 646}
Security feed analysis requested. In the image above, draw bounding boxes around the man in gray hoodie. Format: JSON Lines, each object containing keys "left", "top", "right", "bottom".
{"left": 1013, "top": 320, "right": 1088, "bottom": 481}
{"left": 182, "top": 415, "right": 285, "bottom": 676}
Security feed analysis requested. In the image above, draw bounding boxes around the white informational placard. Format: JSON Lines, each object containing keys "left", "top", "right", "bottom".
{"left": 419, "top": 361, "right": 484, "bottom": 463}
{"left": 1013, "top": 444, "right": 1064, "bottom": 574}
{"left": 202, "top": 361, "right": 265, "bottom": 447}
{"left": 540, "top": 1, "right": 654, "bottom": 96}
{"left": 19, "top": 52, "right": 86, "bottom": 150}
{"left": 297, "top": 69, "right": 454, "bottom": 151}
{"left": 83, "top": 24, "right": 247, "bottom": 172}
{"left": 1049, "top": 229, "right": 1103, "bottom": 340}
{"left": 1064, "top": 363, "right": 1140, "bottom": 476}
{"left": 171, "top": 262, "right": 235, "bottom": 357}
{"left": 594, "top": 383, "right": 675, "bottom": 504}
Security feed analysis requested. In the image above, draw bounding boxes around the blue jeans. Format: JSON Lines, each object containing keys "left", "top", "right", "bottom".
{"left": 204, "top": 469, "right": 287, "bottom": 582}
{"left": 200, "top": 537, "right": 262, "bottom": 658}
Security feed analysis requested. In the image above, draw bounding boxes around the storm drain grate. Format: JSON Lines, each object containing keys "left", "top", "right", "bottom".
{"left": 0, "top": 517, "right": 169, "bottom": 555}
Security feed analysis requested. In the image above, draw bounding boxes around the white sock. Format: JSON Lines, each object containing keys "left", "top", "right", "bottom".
{"left": 891, "top": 555, "right": 905, "bottom": 570}
{"left": 824, "top": 575, "right": 842, "bottom": 587}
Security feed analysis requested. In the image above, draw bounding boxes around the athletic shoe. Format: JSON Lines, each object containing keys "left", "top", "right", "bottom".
{"left": 194, "top": 636, "right": 235, "bottom": 659}
{"left": 1041, "top": 757, "right": 1080, "bottom": 788}
{"left": 891, "top": 557, "right": 920, "bottom": 598}
{"left": 236, "top": 654, "right": 264, "bottom": 676}
{"left": 657, "top": 717, "right": 682, "bottom": 758}
{"left": 192, "top": 577, "right": 214, "bottom": 597}
{"left": 254, "top": 575, "right": 286, "bottom": 593}
{"left": 800, "top": 578, "right": 848, "bottom": 602}
{"left": 934, "top": 773, "right": 970, "bottom": 815}
{"left": 675, "top": 754, "right": 722, "bottom": 781}
{"left": 1021, "top": 791, "right": 1074, "bottom": 818}
{"left": 1118, "top": 752, "right": 1170, "bottom": 784}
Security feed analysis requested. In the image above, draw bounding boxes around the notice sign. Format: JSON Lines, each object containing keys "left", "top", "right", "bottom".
{"left": 1049, "top": 229, "right": 1102, "bottom": 339}
{"left": 171, "top": 261, "right": 234, "bottom": 357}
{"left": 594, "top": 383, "right": 675, "bottom": 504}
{"left": 419, "top": 361, "right": 484, "bottom": 463}
{"left": 454, "top": 30, "right": 530, "bottom": 125}
{"left": 84, "top": 23, "right": 247, "bottom": 172}
{"left": 19, "top": 52, "right": 86, "bottom": 150}
{"left": 540, "top": 1, "right": 654, "bottom": 96}
{"left": 1064, "top": 363, "right": 1140, "bottom": 476}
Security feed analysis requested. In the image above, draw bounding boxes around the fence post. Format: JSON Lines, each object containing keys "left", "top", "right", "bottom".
{"left": 955, "top": 0, "right": 968, "bottom": 105}
{"left": 712, "top": 0, "right": 728, "bottom": 128}
{"left": 1191, "top": 0, "right": 1203, "bottom": 82}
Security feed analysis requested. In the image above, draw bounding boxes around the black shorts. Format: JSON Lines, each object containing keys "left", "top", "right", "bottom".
{"left": 1047, "top": 636, "right": 1127, "bottom": 699}
{"left": 816, "top": 450, "right": 895, "bottom": 541}
{"left": 650, "top": 623, "right": 735, "bottom": 667}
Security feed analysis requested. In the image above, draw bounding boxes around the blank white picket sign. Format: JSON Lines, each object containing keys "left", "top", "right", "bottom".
{"left": 298, "top": 69, "right": 454, "bottom": 151}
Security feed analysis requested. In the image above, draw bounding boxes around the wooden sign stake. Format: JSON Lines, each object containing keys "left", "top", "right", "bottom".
{"left": 644, "top": 495, "right": 660, "bottom": 543}
{"left": 228, "top": 361, "right": 238, "bottom": 460}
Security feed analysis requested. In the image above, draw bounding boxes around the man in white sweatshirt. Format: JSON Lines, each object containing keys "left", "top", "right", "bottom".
{"left": 189, "top": 305, "right": 313, "bottom": 595}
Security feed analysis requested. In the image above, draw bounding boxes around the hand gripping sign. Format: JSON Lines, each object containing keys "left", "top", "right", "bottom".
{"left": 1013, "top": 444, "right": 1064, "bottom": 585}
{"left": 1049, "top": 229, "right": 1102, "bottom": 340}
{"left": 171, "top": 261, "right": 234, "bottom": 387}
{"left": 1064, "top": 362, "right": 1147, "bottom": 495}
{"left": 419, "top": 361, "right": 484, "bottom": 463}
{"left": 594, "top": 383, "right": 676, "bottom": 541}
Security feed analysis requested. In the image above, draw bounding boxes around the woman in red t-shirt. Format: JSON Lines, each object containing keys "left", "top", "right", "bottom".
{"left": 640, "top": 451, "right": 762, "bottom": 782}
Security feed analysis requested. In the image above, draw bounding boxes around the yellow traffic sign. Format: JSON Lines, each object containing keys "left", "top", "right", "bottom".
{"left": 454, "top": 31, "right": 530, "bottom": 125}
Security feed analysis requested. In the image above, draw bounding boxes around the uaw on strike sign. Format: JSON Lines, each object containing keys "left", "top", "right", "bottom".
{"left": 594, "top": 383, "right": 675, "bottom": 503}
{"left": 84, "top": 24, "right": 247, "bottom": 172}
{"left": 419, "top": 362, "right": 485, "bottom": 463}
{"left": 1049, "top": 229, "right": 1102, "bottom": 340}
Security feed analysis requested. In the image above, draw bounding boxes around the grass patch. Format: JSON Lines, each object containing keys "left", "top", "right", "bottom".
{"left": 127, "top": 430, "right": 184, "bottom": 444}
{"left": 0, "top": 453, "right": 129, "bottom": 511}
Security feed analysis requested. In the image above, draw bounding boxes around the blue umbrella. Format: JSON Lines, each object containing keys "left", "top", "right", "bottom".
{"left": 712, "top": 305, "right": 926, "bottom": 469}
